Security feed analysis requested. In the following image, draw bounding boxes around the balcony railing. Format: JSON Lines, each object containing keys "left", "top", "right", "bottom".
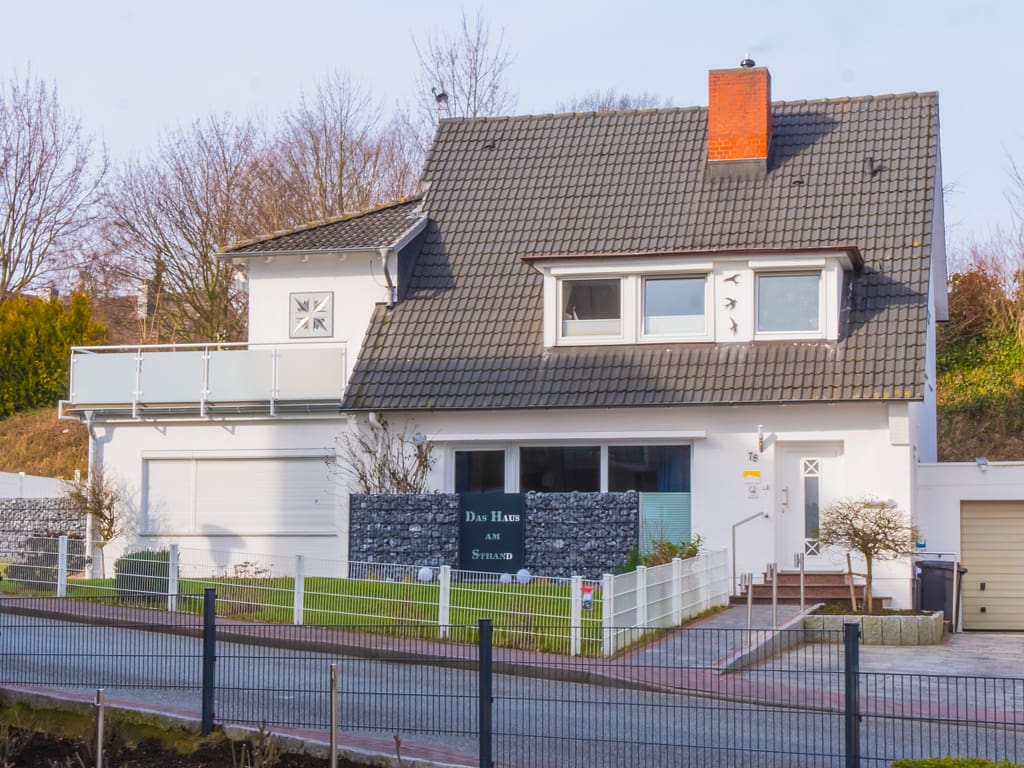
{"left": 63, "top": 341, "right": 348, "bottom": 418}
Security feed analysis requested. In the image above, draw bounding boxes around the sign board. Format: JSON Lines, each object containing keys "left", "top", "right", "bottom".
{"left": 458, "top": 493, "right": 526, "bottom": 572}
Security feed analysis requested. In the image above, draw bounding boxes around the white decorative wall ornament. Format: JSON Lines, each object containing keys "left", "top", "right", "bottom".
{"left": 290, "top": 292, "right": 334, "bottom": 338}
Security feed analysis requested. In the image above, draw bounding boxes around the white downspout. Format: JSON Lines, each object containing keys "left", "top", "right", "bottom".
{"left": 84, "top": 411, "right": 97, "bottom": 577}
{"left": 379, "top": 248, "right": 397, "bottom": 307}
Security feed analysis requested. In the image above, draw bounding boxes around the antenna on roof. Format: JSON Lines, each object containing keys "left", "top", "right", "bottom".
{"left": 740, "top": 54, "right": 756, "bottom": 68}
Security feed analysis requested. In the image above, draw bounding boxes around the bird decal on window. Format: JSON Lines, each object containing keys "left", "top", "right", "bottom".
{"left": 729, "top": 318, "right": 738, "bottom": 334}
{"left": 724, "top": 273, "right": 741, "bottom": 284}
{"left": 724, "top": 297, "right": 737, "bottom": 310}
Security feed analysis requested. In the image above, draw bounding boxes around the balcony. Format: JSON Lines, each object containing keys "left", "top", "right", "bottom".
{"left": 61, "top": 341, "right": 348, "bottom": 418}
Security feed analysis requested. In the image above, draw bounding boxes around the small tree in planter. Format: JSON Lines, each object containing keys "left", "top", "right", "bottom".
{"left": 817, "top": 496, "right": 918, "bottom": 613}
{"left": 65, "top": 468, "right": 127, "bottom": 578}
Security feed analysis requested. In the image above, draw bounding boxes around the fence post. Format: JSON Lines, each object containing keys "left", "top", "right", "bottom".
{"left": 293, "top": 554, "right": 305, "bottom": 626}
{"left": 329, "top": 663, "right": 338, "bottom": 768}
{"left": 601, "top": 573, "right": 615, "bottom": 657}
{"left": 167, "top": 545, "right": 179, "bottom": 612}
{"left": 438, "top": 565, "right": 451, "bottom": 639}
{"left": 201, "top": 588, "right": 216, "bottom": 736}
{"left": 57, "top": 536, "right": 68, "bottom": 598}
{"left": 703, "top": 552, "right": 712, "bottom": 610}
{"left": 671, "top": 557, "right": 683, "bottom": 624}
{"left": 478, "top": 618, "right": 494, "bottom": 768}
{"left": 570, "top": 575, "right": 582, "bottom": 656}
{"left": 636, "top": 565, "right": 649, "bottom": 630}
{"left": 844, "top": 621, "right": 861, "bottom": 768}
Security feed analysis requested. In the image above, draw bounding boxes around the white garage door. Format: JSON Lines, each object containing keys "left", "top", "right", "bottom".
{"left": 144, "top": 455, "right": 336, "bottom": 535}
{"left": 960, "top": 501, "right": 1024, "bottom": 631}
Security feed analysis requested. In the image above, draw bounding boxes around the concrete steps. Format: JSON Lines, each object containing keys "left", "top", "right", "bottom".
{"left": 731, "top": 570, "right": 891, "bottom": 607}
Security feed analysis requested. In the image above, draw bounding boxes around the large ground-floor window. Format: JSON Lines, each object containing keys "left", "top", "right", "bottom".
{"left": 452, "top": 444, "right": 692, "bottom": 495}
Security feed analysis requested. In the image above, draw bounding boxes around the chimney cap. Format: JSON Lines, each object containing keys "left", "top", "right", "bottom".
{"left": 739, "top": 56, "right": 756, "bottom": 68}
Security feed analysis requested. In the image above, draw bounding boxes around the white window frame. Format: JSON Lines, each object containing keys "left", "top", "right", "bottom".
{"left": 639, "top": 274, "right": 712, "bottom": 342}
{"left": 557, "top": 276, "right": 628, "bottom": 345}
{"left": 754, "top": 270, "right": 825, "bottom": 339}
{"left": 537, "top": 251, "right": 849, "bottom": 346}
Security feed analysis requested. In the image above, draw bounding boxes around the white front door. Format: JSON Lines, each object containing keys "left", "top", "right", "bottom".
{"left": 774, "top": 444, "right": 843, "bottom": 569}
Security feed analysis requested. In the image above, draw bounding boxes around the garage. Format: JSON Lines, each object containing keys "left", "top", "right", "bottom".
{"left": 960, "top": 500, "right": 1024, "bottom": 631}
{"left": 142, "top": 453, "right": 337, "bottom": 536}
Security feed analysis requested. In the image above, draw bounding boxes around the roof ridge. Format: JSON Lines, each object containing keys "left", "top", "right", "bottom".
{"left": 436, "top": 91, "right": 939, "bottom": 126}
{"left": 221, "top": 195, "right": 424, "bottom": 253}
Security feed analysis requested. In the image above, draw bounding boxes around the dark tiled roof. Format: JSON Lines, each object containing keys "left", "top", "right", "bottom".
{"left": 224, "top": 197, "right": 424, "bottom": 254}
{"left": 343, "top": 93, "right": 940, "bottom": 410}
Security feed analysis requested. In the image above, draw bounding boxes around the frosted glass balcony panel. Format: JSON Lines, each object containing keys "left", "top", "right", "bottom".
{"left": 207, "top": 349, "right": 274, "bottom": 401}
{"left": 277, "top": 347, "right": 346, "bottom": 400}
{"left": 72, "top": 353, "right": 137, "bottom": 404}
{"left": 138, "top": 351, "right": 205, "bottom": 402}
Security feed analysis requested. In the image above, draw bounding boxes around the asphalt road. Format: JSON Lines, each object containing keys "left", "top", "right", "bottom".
{"left": 1, "top": 612, "right": 1021, "bottom": 768}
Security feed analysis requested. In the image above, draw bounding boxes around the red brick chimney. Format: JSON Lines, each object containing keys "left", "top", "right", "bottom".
{"left": 707, "top": 59, "right": 772, "bottom": 176}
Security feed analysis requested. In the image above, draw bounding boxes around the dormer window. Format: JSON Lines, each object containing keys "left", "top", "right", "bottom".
{"left": 562, "top": 278, "right": 621, "bottom": 338}
{"left": 756, "top": 272, "right": 821, "bottom": 334}
{"left": 642, "top": 276, "right": 706, "bottom": 337}
{"left": 530, "top": 248, "right": 859, "bottom": 347}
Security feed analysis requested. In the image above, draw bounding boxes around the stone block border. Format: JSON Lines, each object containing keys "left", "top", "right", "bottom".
{"left": 803, "top": 611, "right": 945, "bottom": 645}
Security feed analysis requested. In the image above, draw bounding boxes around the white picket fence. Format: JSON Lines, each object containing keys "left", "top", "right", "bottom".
{"left": 600, "top": 547, "right": 731, "bottom": 655}
{"left": 1, "top": 536, "right": 728, "bottom": 656}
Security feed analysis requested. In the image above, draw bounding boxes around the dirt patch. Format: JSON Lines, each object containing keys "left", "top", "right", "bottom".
{"left": 0, "top": 725, "right": 364, "bottom": 767}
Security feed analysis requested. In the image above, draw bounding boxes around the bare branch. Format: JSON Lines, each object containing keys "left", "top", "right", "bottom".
{"left": 0, "top": 70, "right": 106, "bottom": 301}
{"left": 557, "top": 89, "right": 667, "bottom": 113}
{"left": 336, "top": 417, "right": 435, "bottom": 494}
{"left": 104, "top": 115, "right": 268, "bottom": 342}
{"left": 411, "top": 11, "right": 515, "bottom": 152}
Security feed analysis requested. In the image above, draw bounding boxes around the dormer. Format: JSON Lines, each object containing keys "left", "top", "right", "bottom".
{"left": 527, "top": 248, "right": 862, "bottom": 348}
{"left": 221, "top": 198, "right": 426, "bottom": 350}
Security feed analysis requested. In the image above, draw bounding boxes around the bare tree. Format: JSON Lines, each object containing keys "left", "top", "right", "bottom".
{"left": 0, "top": 70, "right": 106, "bottom": 301}
{"left": 337, "top": 417, "right": 435, "bottom": 494}
{"left": 270, "top": 72, "right": 418, "bottom": 221}
{"left": 65, "top": 466, "right": 126, "bottom": 577}
{"left": 410, "top": 11, "right": 515, "bottom": 152}
{"left": 558, "top": 89, "right": 667, "bottom": 113}
{"left": 105, "top": 115, "right": 273, "bottom": 342}
{"left": 816, "top": 496, "right": 918, "bottom": 613}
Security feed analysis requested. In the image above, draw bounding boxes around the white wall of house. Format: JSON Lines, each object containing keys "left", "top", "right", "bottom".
{"left": 93, "top": 416, "right": 350, "bottom": 572}
{"left": 377, "top": 400, "right": 917, "bottom": 607}
{"left": 916, "top": 461, "right": 1024, "bottom": 556}
{"left": 244, "top": 251, "right": 389, "bottom": 379}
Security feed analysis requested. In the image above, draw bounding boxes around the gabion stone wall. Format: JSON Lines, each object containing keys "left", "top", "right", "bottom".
{"left": 349, "top": 491, "right": 639, "bottom": 579}
{"left": 349, "top": 494, "right": 460, "bottom": 567}
{"left": 525, "top": 491, "right": 639, "bottom": 579}
{"left": 0, "top": 497, "right": 84, "bottom": 553}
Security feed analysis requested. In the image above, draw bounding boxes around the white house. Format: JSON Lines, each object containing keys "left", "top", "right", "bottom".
{"left": 60, "top": 61, "right": 947, "bottom": 607}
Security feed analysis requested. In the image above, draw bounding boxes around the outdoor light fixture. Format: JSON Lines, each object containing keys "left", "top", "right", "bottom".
{"left": 976, "top": 457, "right": 989, "bottom": 472}
{"left": 757, "top": 425, "right": 765, "bottom": 453}
{"left": 417, "top": 566, "right": 433, "bottom": 582}
{"left": 516, "top": 568, "right": 532, "bottom": 585}
{"left": 411, "top": 431, "right": 427, "bottom": 447}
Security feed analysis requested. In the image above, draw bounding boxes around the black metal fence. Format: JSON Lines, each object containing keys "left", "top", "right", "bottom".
{"left": 1, "top": 591, "right": 1023, "bottom": 767}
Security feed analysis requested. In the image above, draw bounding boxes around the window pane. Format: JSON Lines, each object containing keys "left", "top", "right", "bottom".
{"left": 562, "top": 279, "right": 621, "bottom": 337}
{"left": 455, "top": 450, "right": 505, "bottom": 493}
{"left": 520, "top": 446, "right": 600, "bottom": 492}
{"left": 804, "top": 475, "right": 820, "bottom": 540}
{"left": 757, "top": 273, "right": 820, "bottom": 332}
{"left": 643, "top": 278, "right": 705, "bottom": 335}
{"left": 608, "top": 446, "right": 691, "bottom": 492}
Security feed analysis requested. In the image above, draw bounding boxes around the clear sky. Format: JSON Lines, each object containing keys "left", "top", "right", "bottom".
{"left": 4, "top": 0, "right": 1021, "bottom": 252}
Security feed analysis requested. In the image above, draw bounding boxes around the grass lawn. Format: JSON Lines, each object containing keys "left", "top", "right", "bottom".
{"left": 1, "top": 571, "right": 606, "bottom": 655}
